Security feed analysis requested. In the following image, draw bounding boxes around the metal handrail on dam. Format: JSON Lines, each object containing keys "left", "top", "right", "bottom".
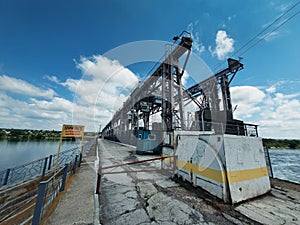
{"left": 0, "top": 138, "right": 96, "bottom": 188}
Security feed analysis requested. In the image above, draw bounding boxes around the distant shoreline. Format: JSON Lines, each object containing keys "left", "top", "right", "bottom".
{"left": 262, "top": 138, "right": 300, "bottom": 149}
{"left": 0, "top": 128, "right": 98, "bottom": 142}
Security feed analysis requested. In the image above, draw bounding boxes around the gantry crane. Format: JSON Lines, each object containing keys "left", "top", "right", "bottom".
{"left": 102, "top": 32, "right": 248, "bottom": 152}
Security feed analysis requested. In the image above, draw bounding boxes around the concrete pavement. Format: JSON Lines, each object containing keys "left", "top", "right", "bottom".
{"left": 44, "top": 144, "right": 98, "bottom": 225}
{"left": 98, "top": 139, "right": 232, "bottom": 225}
{"left": 43, "top": 139, "right": 300, "bottom": 225}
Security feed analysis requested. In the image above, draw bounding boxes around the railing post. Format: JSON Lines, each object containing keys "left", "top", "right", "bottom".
{"left": 42, "top": 157, "right": 48, "bottom": 177}
{"left": 32, "top": 182, "right": 47, "bottom": 225}
{"left": 79, "top": 153, "right": 83, "bottom": 167}
{"left": 73, "top": 155, "right": 79, "bottom": 174}
{"left": 96, "top": 170, "right": 101, "bottom": 194}
{"left": 173, "top": 155, "right": 178, "bottom": 173}
{"left": 3, "top": 168, "right": 11, "bottom": 186}
{"left": 255, "top": 125, "right": 258, "bottom": 137}
{"left": 48, "top": 155, "right": 53, "bottom": 170}
{"left": 60, "top": 164, "right": 68, "bottom": 192}
{"left": 264, "top": 146, "right": 274, "bottom": 178}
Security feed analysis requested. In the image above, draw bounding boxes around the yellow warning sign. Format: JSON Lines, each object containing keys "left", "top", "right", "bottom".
{"left": 54, "top": 124, "right": 85, "bottom": 174}
{"left": 61, "top": 124, "right": 85, "bottom": 137}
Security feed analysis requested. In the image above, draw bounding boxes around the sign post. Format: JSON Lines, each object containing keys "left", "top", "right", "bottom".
{"left": 55, "top": 124, "right": 85, "bottom": 173}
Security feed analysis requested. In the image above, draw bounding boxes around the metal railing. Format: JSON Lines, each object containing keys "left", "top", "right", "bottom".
{"left": 0, "top": 157, "right": 48, "bottom": 187}
{"left": 181, "top": 119, "right": 259, "bottom": 137}
{"left": 82, "top": 137, "right": 97, "bottom": 154}
{"left": 0, "top": 141, "right": 96, "bottom": 188}
{"left": 31, "top": 164, "right": 69, "bottom": 225}
{"left": 30, "top": 139, "right": 97, "bottom": 225}
{"left": 264, "top": 146, "right": 274, "bottom": 178}
{"left": 46, "top": 147, "right": 80, "bottom": 172}
{"left": 0, "top": 137, "right": 98, "bottom": 225}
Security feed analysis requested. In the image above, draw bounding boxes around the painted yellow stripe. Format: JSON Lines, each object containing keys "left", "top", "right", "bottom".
{"left": 177, "top": 159, "right": 225, "bottom": 183}
{"left": 227, "top": 166, "right": 269, "bottom": 183}
{"left": 164, "top": 156, "right": 268, "bottom": 184}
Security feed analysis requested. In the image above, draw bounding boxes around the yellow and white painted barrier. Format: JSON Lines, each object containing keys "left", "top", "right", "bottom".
{"left": 162, "top": 131, "right": 271, "bottom": 203}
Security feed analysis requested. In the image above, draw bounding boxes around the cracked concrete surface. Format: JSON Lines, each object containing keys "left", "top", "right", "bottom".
{"left": 99, "top": 139, "right": 300, "bottom": 225}
{"left": 100, "top": 178, "right": 213, "bottom": 225}
{"left": 236, "top": 191, "right": 300, "bottom": 225}
{"left": 99, "top": 139, "right": 220, "bottom": 225}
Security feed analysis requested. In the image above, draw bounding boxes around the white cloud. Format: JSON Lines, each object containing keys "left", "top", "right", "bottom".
{"left": 63, "top": 55, "right": 139, "bottom": 107}
{"left": 276, "top": 2, "right": 292, "bottom": 12}
{"left": 0, "top": 93, "right": 68, "bottom": 129}
{"left": 187, "top": 22, "right": 205, "bottom": 54}
{"left": 181, "top": 71, "right": 189, "bottom": 86}
{"left": 231, "top": 84, "right": 300, "bottom": 139}
{"left": 231, "top": 86, "right": 265, "bottom": 118}
{"left": 0, "top": 75, "right": 55, "bottom": 99}
{"left": 266, "top": 85, "right": 276, "bottom": 93}
{"left": 45, "top": 75, "right": 60, "bottom": 84}
{"left": 0, "top": 55, "right": 139, "bottom": 131}
{"left": 59, "top": 55, "right": 139, "bottom": 131}
{"left": 210, "top": 30, "right": 235, "bottom": 60}
{"left": 260, "top": 31, "right": 280, "bottom": 42}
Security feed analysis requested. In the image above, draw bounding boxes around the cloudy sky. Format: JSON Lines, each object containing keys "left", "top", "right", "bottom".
{"left": 0, "top": 0, "right": 299, "bottom": 139}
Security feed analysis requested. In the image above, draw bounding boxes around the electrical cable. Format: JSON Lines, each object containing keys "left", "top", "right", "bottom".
{"left": 238, "top": 9, "right": 300, "bottom": 57}
{"left": 234, "top": 1, "right": 300, "bottom": 57}
{"left": 211, "top": 1, "right": 300, "bottom": 72}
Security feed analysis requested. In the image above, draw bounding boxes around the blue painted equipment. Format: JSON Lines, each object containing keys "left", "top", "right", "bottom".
{"left": 136, "top": 130, "right": 162, "bottom": 155}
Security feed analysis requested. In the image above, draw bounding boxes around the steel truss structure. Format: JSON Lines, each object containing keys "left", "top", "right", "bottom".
{"left": 102, "top": 31, "right": 253, "bottom": 147}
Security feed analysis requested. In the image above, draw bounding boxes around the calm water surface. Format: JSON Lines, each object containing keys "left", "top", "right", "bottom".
{"left": 268, "top": 148, "right": 300, "bottom": 184}
{"left": 0, "top": 140, "right": 80, "bottom": 171}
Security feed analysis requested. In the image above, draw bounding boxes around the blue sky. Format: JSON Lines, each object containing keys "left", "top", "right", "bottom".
{"left": 0, "top": 0, "right": 299, "bottom": 139}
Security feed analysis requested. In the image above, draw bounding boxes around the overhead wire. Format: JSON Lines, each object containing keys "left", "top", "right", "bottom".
{"left": 208, "top": 2, "right": 300, "bottom": 98}
{"left": 237, "top": 9, "right": 300, "bottom": 57}
{"left": 233, "top": 0, "right": 300, "bottom": 57}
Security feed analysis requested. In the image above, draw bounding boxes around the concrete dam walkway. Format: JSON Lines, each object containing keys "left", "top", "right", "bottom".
{"left": 44, "top": 139, "right": 300, "bottom": 225}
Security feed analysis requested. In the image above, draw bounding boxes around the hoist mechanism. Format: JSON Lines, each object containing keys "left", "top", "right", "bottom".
{"left": 181, "top": 58, "right": 244, "bottom": 134}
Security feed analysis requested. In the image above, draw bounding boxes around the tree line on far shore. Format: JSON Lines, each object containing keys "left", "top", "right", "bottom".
{"left": 0, "top": 128, "right": 98, "bottom": 141}
{"left": 0, "top": 128, "right": 61, "bottom": 141}
{"left": 262, "top": 138, "right": 300, "bottom": 149}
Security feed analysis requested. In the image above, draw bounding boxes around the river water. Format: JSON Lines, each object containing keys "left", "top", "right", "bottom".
{"left": 268, "top": 148, "right": 300, "bottom": 184}
{"left": 0, "top": 140, "right": 80, "bottom": 171}
{"left": 0, "top": 141, "right": 299, "bottom": 184}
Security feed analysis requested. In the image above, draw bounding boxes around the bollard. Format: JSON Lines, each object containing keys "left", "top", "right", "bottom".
{"left": 48, "top": 155, "right": 53, "bottom": 170}
{"left": 42, "top": 157, "right": 48, "bottom": 177}
{"left": 73, "top": 155, "right": 79, "bottom": 174}
{"left": 3, "top": 168, "right": 11, "bottom": 186}
{"left": 60, "top": 164, "right": 68, "bottom": 192}
{"left": 32, "top": 182, "right": 47, "bottom": 225}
